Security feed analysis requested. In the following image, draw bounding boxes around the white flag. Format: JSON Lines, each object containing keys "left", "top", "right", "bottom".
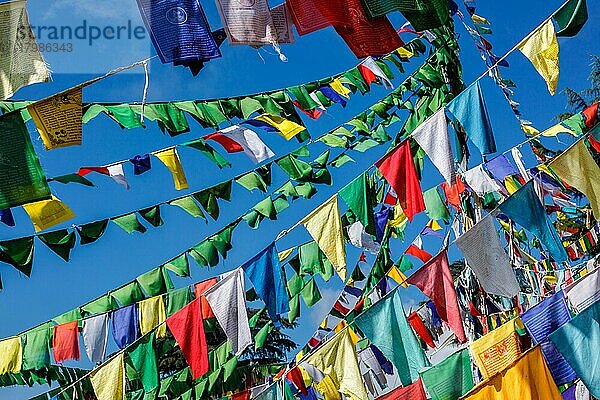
{"left": 107, "top": 164, "right": 130, "bottom": 190}
{"left": 219, "top": 125, "right": 275, "bottom": 164}
{"left": 360, "top": 57, "right": 394, "bottom": 89}
{"left": 82, "top": 314, "right": 109, "bottom": 363}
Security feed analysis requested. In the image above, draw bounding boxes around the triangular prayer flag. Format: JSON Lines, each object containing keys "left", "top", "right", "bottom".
{"left": 153, "top": 148, "right": 189, "bottom": 190}
{"left": 405, "top": 236, "right": 433, "bottom": 263}
{"left": 208, "top": 125, "right": 275, "bottom": 164}
{"left": 553, "top": 0, "right": 588, "bottom": 37}
{"left": 22, "top": 195, "right": 75, "bottom": 232}
{"left": 518, "top": 20, "right": 560, "bottom": 95}
{"left": 375, "top": 141, "right": 425, "bottom": 221}
{"left": 301, "top": 196, "right": 347, "bottom": 281}
{"left": 130, "top": 154, "right": 151, "bottom": 175}
{"left": 411, "top": 108, "right": 455, "bottom": 183}
{"left": 330, "top": 79, "right": 351, "bottom": 98}
{"left": 166, "top": 298, "right": 209, "bottom": 379}
{"left": 90, "top": 352, "right": 125, "bottom": 400}
{"left": 253, "top": 114, "right": 306, "bottom": 140}
{"left": 107, "top": 164, "right": 130, "bottom": 190}
{"left": 28, "top": 87, "right": 82, "bottom": 149}
{"left": 339, "top": 172, "right": 376, "bottom": 236}
{"left": 387, "top": 265, "right": 409, "bottom": 288}
{"left": 407, "top": 250, "right": 466, "bottom": 343}
{"left": 359, "top": 57, "right": 393, "bottom": 89}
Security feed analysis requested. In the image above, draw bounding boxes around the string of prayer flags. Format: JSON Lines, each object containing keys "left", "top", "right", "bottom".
{"left": 462, "top": 347, "right": 562, "bottom": 400}
{"left": 89, "top": 353, "right": 125, "bottom": 400}
{"left": 82, "top": 314, "right": 109, "bottom": 363}
{"left": 0, "top": 0, "right": 50, "bottom": 100}
{"left": 411, "top": 108, "right": 455, "bottom": 184}
{"left": 305, "top": 329, "right": 368, "bottom": 400}
{"left": 469, "top": 318, "right": 522, "bottom": 378}
{"left": 518, "top": 20, "right": 560, "bottom": 95}
{"left": 407, "top": 250, "right": 467, "bottom": 343}
{"left": 53, "top": 321, "right": 80, "bottom": 363}
{"left": 355, "top": 289, "right": 429, "bottom": 386}
{"left": 111, "top": 304, "right": 140, "bottom": 350}
{"left": 375, "top": 141, "right": 425, "bottom": 221}
{"left": 549, "top": 299, "right": 600, "bottom": 397}
{"left": 419, "top": 348, "right": 474, "bottom": 400}
{"left": 455, "top": 214, "right": 520, "bottom": 298}
{"left": 553, "top": 0, "right": 588, "bottom": 37}
{"left": 520, "top": 292, "right": 577, "bottom": 385}
{"left": 205, "top": 125, "right": 275, "bottom": 164}
{"left": 204, "top": 269, "right": 252, "bottom": 355}
{"left": 375, "top": 379, "right": 427, "bottom": 400}
{"left": 550, "top": 139, "right": 600, "bottom": 220}
{"left": 301, "top": 196, "right": 347, "bottom": 281}
{"left": 22, "top": 196, "right": 75, "bottom": 232}
{"left": 499, "top": 181, "right": 568, "bottom": 262}
{"left": 28, "top": 87, "right": 83, "bottom": 150}
{"left": 153, "top": 148, "right": 189, "bottom": 191}
{"left": 447, "top": 81, "right": 496, "bottom": 155}
{"left": 0, "top": 112, "right": 52, "bottom": 209}
{"left": 134, "top": 0, "right": 222, "bottom": 70}
{"left": 166, "top": 298, "right": 209, "bottom": 380}
{"left": 242, "top": 243, "right": 289, "bottom": 324}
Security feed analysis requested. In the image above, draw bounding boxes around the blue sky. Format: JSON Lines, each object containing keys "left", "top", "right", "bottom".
{"left": 1, "top": 0, "right": 599, "bottom": 398}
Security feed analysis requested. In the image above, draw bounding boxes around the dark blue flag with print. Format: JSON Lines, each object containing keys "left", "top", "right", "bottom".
{"left": 136, "top": 0, "right": 222, "bottom": 64}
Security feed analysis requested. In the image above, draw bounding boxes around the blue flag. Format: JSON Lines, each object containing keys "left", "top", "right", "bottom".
{"left": 135, "top": 0, "right": 221, "bottom": 64}
{"left": 111, "top": 304, "right": 140, "bottom": 349}
{"left": 447, "top": 81, "right": 497, "bottom": 155}
{"left": 498, "top": 181, "right": 567, "bottom": 262}
{"left": 242, "top": 243, "right": 289, "bottom": 324}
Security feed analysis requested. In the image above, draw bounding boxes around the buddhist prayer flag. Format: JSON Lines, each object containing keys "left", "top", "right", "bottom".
{"left": 360, "top": 57, "right": 393, "bottom": 89}
{"left": 550, "top": 139, "right": 600, "bottom": 220}
{"left": 419, "top": 348, "right": 474, "bottom": 400}
{"left": 520, "top": 292, "right": 576, "bottom": 385}
{"left": 166, "top": 298, "right": 209, "bottom": 379}
{"left": 204, "top": 268, "right": 252, "bottom": 355}
{"left": 406, "top": 236, "right": 433, "bottom": 263}
{"left": 106, "top": 164, "right": 130, "bottom": 190}
{"left": 305, "top": 329, "right": 368, "bottom": 400}
{"left": 242, "top": 243, "right": 289, "bottom": 323}
{"left": 128, "top": 332, "right": 159, "bottom": 394}
{"left": 330, "top": 79, "right": 351, "bottom": 98}
{"left": 0, "top": 336, "right": 21, "bottom": 374}
{"left": 550, "top": 299, "right": 600, "bottom": 397}
{"left": 153, "top": 148, "right": 189, "bottom": 190}
{"left": 355, "top": 290, "right": 429, "bottom": 386}
{"left": 411, "top": 109, "right": 455, "bottom": 184}
{"left": 130, "top": 154, "right": 151, "bottom": 175}
{"left": 21, "top": 324, "right": 51, "bottom": 370}
{"left": 339, "top": 172, "right": 376, "bottom": 236}
{"left": 90, "top": 352, "right": 125, "bottom": 400}
{"left": 469, "top": 318, "right": 522, "bottom": 378}
{"left": 553, "top": 0, "right": 588, "bottom": 37}
{"left": 423, "top": 187, "right": 451, "bottom": 222}
{"left": 53, "top": 321, "right": 80, "bottom": 363}
{"left": 463, "top": 165, "right": 504, "bottom": 196}
{"left": 376, "top": 379, "right": 427, "bottom": 399}
{"left": 375, "top": 141, "right": 425, "bottom": 221}
{"left": 215, "top": 0, "right": 278, "bottom": 46}
{"left": 206, "top": 125, "right": 275, "bottom": 164}
{"left": 112, "top": 304, "right": 140, "bottom": 349}
{"left": 462, "top": 347, "right": 562, "bottom": 400}
{"left": 301, "top": 196, "right": 347, "bottom": 280}
{"left": 447, "top": 81, "right": 496, "bottom": 154}
{"left": 23, "top": 195, "right": 75, "bottom": 232}
{"left": 28, "top": 87, "right": 82, "bottom": 150}
{"left": 82, "top": 314, "right": 109, "bottom": 363}
{"left": 407, "top": 250, "right": 467, "bottom": 343}
{"left": 0, "top": 0, "right": 50, "bottom": 100}
{"left": 194, "top": 278, "right": 217, "bottom": 319}
{"left": 455, "top": 214, "right": 520, "bottom": 298}
{"left": 253, "top": 114, "right": 306, "bottom": 140}
{"left": 0, "top": 112, "right": 51, "bottom": 209}
{"left": 518, "top": 20, "right": 560, "bottom": 95}
{"left": 135, "top": 0, "right": 221, "bottom": 64}
{"left": 564, "top": 266, "right": 600, "bottom": 312}
{"left": 138, "top": 296, "right": 167, "bottom": 338}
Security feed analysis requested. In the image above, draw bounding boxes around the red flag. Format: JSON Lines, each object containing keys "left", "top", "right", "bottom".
{"left": 405, "top": 237, "right": 432, "bottom": 263}
{"left": 194, "top": 278, "right": 217, "bottom": 319}
{"left": 77, "top": 166, "right": 109, "bottom": 176}
{"left": 441, "top": 176, "right": 466, "bottom": 211}
{"left": 293, "top": 100, "right": 323, "bottom": 119}
{"left": 375, "top": 141, "right": 425, "bottom": 221}
{"left": 358, "top": 252, "right": 367, "bottom": 263}
{"left": 407, "top": 312, "right": 435, "bottom": 349}
{"left": 583, "top": 103, "right": 598, "bottom": 128}
{"left": 166, "top": 298, "right": 209, "bottom": 379}
{"left": 231, "top": 391, "right": 250, "bottom": 400}
{"left": 407, "top": 250, "right": 466, "bottom": 343}
{"left": 287, "top": 367, "right": 308, "bottom": 395}
{"left": 203, "top": 133, "right": 245, "bottom": 153}
{"left": 53, "top": 321, "right": 80, "bottom": 363}
{"left": 358, "top": 64, "right": 378, "bottom": 85}
{"left": 376, "top": 379, "right": 427, "bottom": 399}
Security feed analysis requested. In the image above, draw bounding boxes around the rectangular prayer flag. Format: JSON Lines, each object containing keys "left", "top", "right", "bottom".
{"left": 215, "top": 0, "right": 277, "bottom": 46}
{"left": 53, "top": 321, "right": 80, "bottom": 363}
{"left": 0, "top": 0, "right": 50, "bottom": 100}
{"left": 23, "top": 195, "right": 75, "bottom": 232}
{"left": 0, "top": 336, "right": 21, "bottom": 374}
{"left": 111, "top": 304, "right": 140, "bottom": 349}
{"left": 90, "top": 352, "right": 125, "bottom": 400}
{"left": 153, "top": 148, "right": 189, "bottom": 190}
{"left": 564, "top": 266, "right": 600, "bottom": 312}
{"left": 375, "top": 379, "right": 427, "bottom": 399}
{"left": 128, "top": 332, "right": 159, "bottom": 394}
{"left": 0, "top": 112, "right": 51, "bottom": 209}
{"left": 469, "top": 318, "right": 522, "bottom": 379}
{"left": 138, "top": 296, "right": 167, "bottom": 338}
{"left": 518, "top": 20, "right": 560, "bottom": 95}
{"left": 301, "top": 196, "right": 347, "bottom": 281}
{"left": 22, "top": 324, "right": 51, "bottom": 370}
{"left": 166, "top": 298, "right": 209, "bottom": 379}
{"left": 419, "top": 348, "right": 473, "bottom": 400}
{"left": 82, "top": 314, "right": 109, "bottom": 363}
{"left": 28, "top": 87, "right": 83, "bottom": 150}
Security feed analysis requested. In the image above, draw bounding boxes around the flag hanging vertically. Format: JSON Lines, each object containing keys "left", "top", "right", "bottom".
{"left": 518, "top": 20, "right": 560, "bottom": 95}
{"left": 90, "top": 353, "right": 125, "bottom": 400}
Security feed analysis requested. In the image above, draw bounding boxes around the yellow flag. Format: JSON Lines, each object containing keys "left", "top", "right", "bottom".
{"left": 154, "top": 148, "right": 189, "bottom": 190}
{"left": 315, "top": 375, "right": 342, "bottom": 400}
{"left": 550, "top": 140, "right": 600, "bottom": 219}
{"left": 90, "top": 353, "right": 125, "bottom": 400}
{"left": 520, "top": 124, "right": 539, "bottom": 136}
{"left": 333, "top": 321, "right": 360, "bottom": 345}
{"left": 463, "top": 347, "right": 562, "bottom": 400}
{"left": 0, "top": 337, "right": 22, "bottom": 374}
{"left": 427, "top": 219, "right": 443, "bottom": 231}
{"left": 301, "top": 196, "right": 346, "bottom": 281}
{"left": 471, "top": 14, "right": 490, "bottom": 25}
{"left": 23, "top": 196, "right": 75, "bottom": 232}
{"left": 518, "top": 20, "right": 560, "bottom": 94}
{"left": 138, "top": 296, "right": 167, "bottom": 338}
{"left": 541, "top": 123, "right": 574, "bottom": 137}
{"left": 396, "top": 47, "right": 414, "bottom": 59}
{"left": 388, "top": 204, "right": 407, "bottom": 229}
{"left": 278, "top": 247, "right": 295, "bottom": 262}
{"left": 470, "top": 318, "right": 522, "bottom": 379}
{"left": 28, "top": 87, "right": 83, "bottom": 150}
{"left": 387, "top": 265, "right": 409, "bottom": 288}
{"left": 305, "top": 329, "right": 368, "bottom": 400}
{"left": 329, "top": 79, "right": 351, "bottom": 99}
{"left": 255, "top": 114, "right": 305, "bottom": 140}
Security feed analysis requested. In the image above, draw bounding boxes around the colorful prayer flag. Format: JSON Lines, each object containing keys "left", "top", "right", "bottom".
{"left": 22, "top": 195, "right": 75, "bottom": 232}
{"left": 90, "top": 353, "right": 125, "bottom": 400}
{"left": 518, "top": 20, "right": 560, "bottom": 95}
{"left": 153, "top": 148, "right": 189, "bottom": 190}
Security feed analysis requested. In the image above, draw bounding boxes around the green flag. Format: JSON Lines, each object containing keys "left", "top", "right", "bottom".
{"left": 129, "top": 332, "right": 159, "bottom": 393}
{"left": 553, "top": 0, "right": 588, "bottom": 37}
{"left": 22, "top": 324, "right": 52, "bottom": 370}
{"left": 339, "top": 172, "right": 376, "bottom": 235}
{"left": 423, "top": 187, "right": 451, "bottom": 222}
{"left": 419, "top": 348, "right": 474, "bottom": 400}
